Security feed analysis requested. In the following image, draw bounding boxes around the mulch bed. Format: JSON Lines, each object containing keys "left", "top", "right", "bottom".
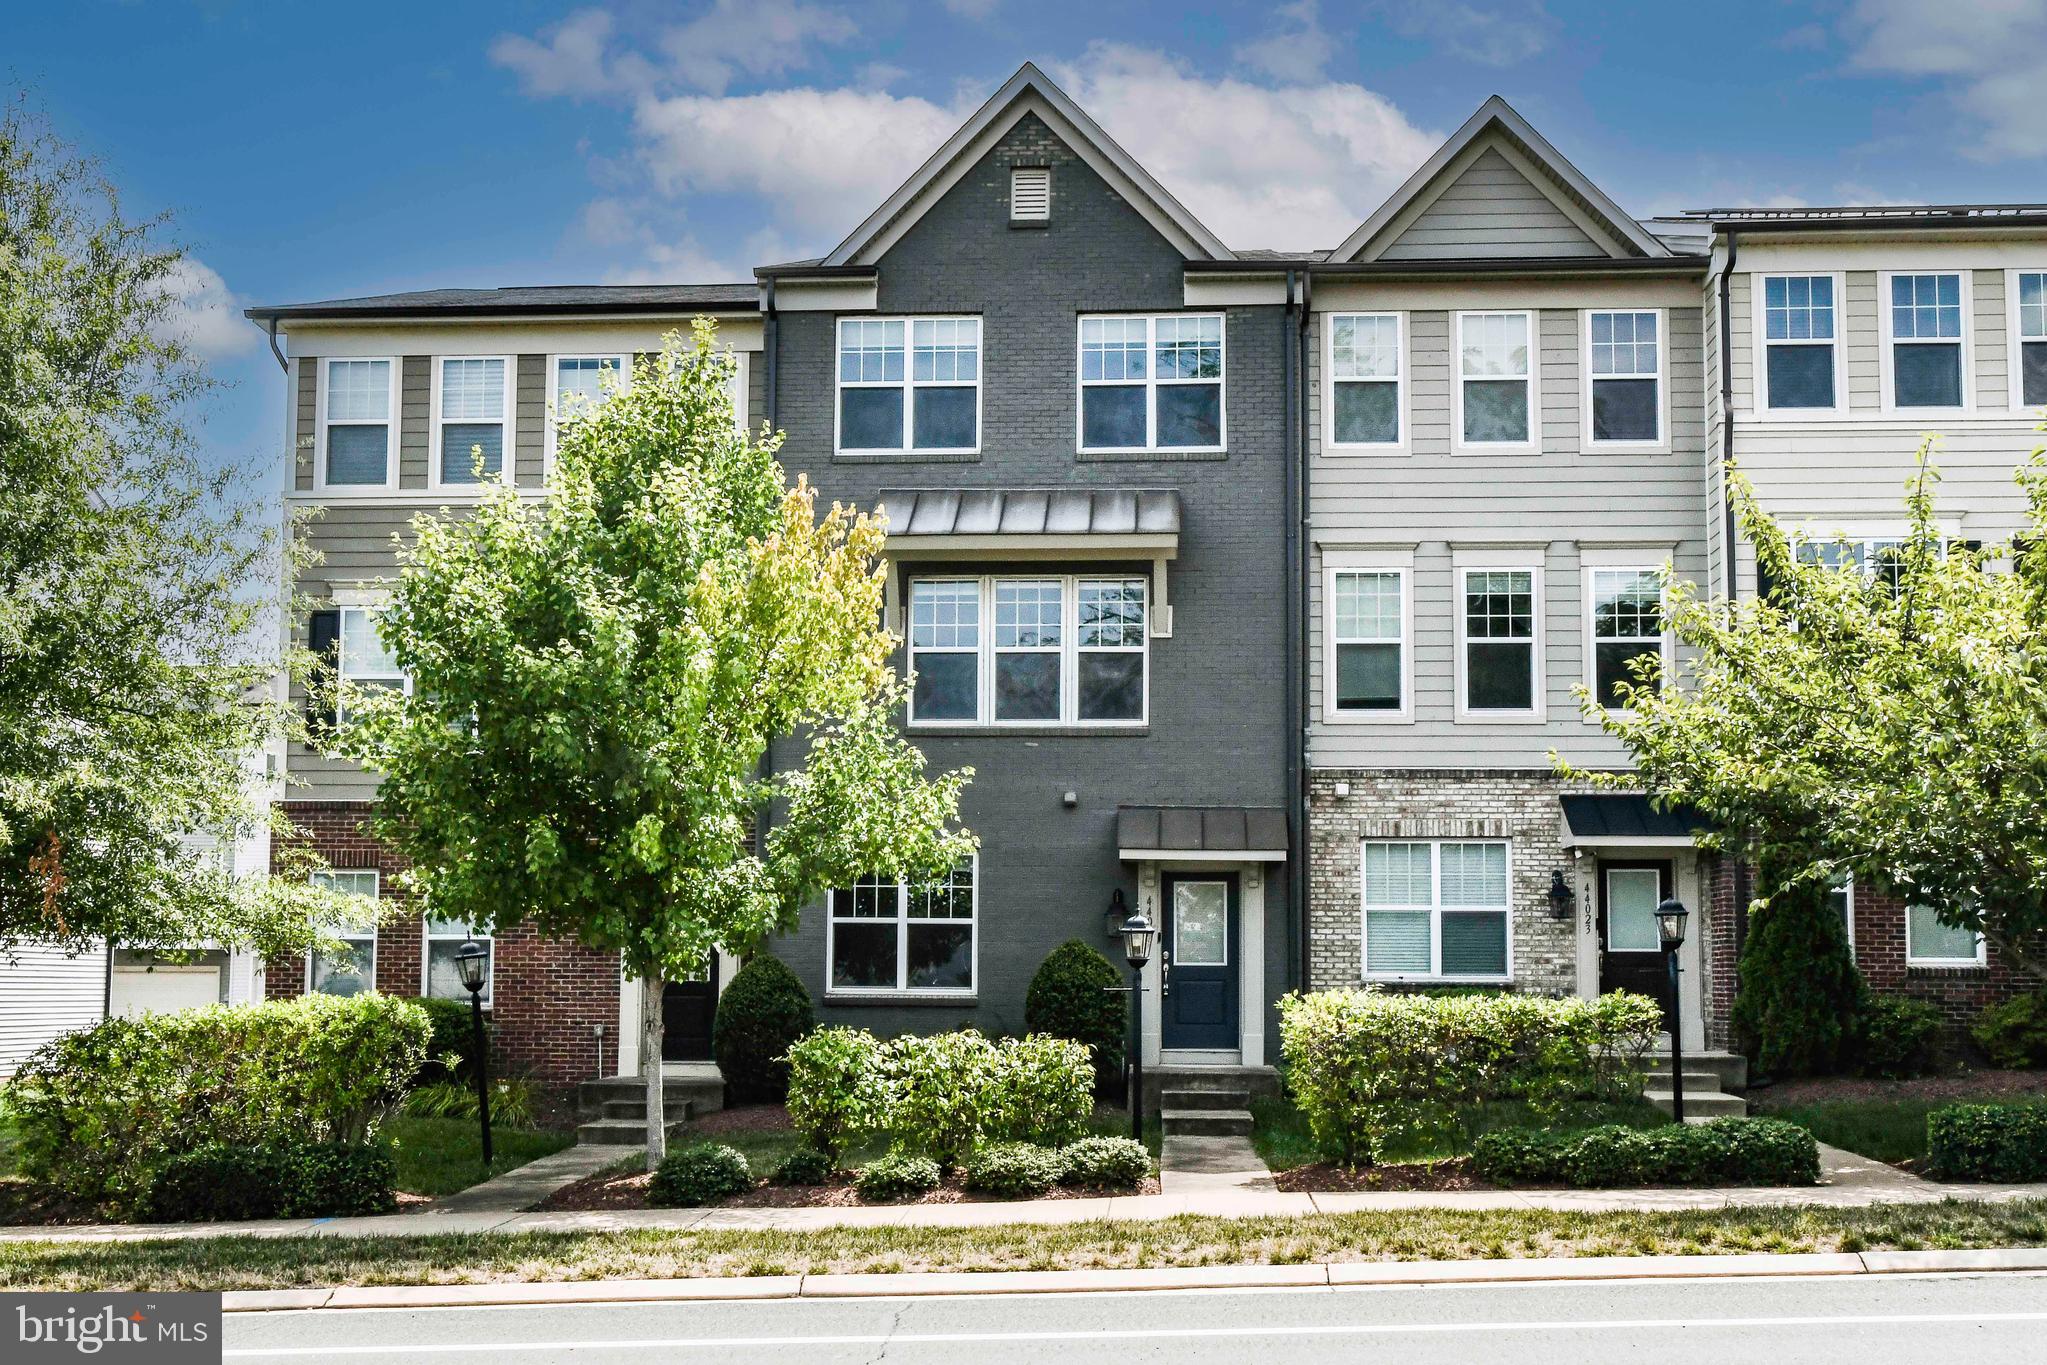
{"left": 1751, "top": 1069, "right": 2047, "bottom": 1109}
{"left": 1272, "top": 1159, "right": 1490, "bottom": 1194}
{"left": 536, "top": 1167, "right": 1159, "bottom": 1212}
{"left": 0, "top": 1178, "right": 107, "bottom": 1227}
{"left": 678, "top": 1104, "right": 798, "bottom": 1136}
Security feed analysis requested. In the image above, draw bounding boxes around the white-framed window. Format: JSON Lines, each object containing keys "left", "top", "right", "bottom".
{"left": 1326, "top": 312, "right": 1404, "bottom": 450}
{"left": 317, "top": 357, "right": 399, "bottom": 490}
{"left": 1584, "top": 309, "right": 1664, "bottom": 446}
{"left": 1362, "top": 839, "right": 1511, "bottom": 982}
{"left": 547, "top": 354, "right": 627, "bottom": 465}
{"left": 1827, "top": 873, "right": 1854, "bottom": 948}
{"left": 1457, "top": 566, "right": 1541, "bottom": 718}
{"left": 308, "top": 869, "right": 377, "bottom": 996}
{"left": 1759, "top": 273, "right": 1842, "bottom": 412}
{"left": 837, "top": 317, "right": 980, "bottom": 454}
{"left": 1455, "top": 311, "right": 1536, "bottom": 450}
{"left": 1010, "top": 166, "right": 1050, "bottom": 221}
{"left": 827, "top": 858, "right": 976, "bottom": 995}
{"left": 337, "top": 607, "right": 409, "bottom": 728}
{"left": 431, "top": 355, "right": 514, "bottom": 486}
{"left": 1907, "top": 900, "right": 1985, "bottom": 966}
{"left": 1882, "top": 272, "right": 1968, "bottom": 411}
{"left": 1078, "top": 313, "right": 1225, "bottom": 452}
{"left": 2012, "top": 271, "right": 2047, "bottom": 410}
{"left": 1326, "top": 560, "right": 1409, "bottom": 721}
{"left": 906, "top": 575, "right": 1147, "bottom": 726}
{"left": 1796, "top": 535, "right": 1914, "bottom": 597}
{"left": 424, "top": 917, "right": 492, "bottom": 1007}
{"left": 1586, "top": 566, "right": 1666, "bottom": 711}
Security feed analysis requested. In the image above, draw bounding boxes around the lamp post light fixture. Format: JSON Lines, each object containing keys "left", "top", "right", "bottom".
{"left": 1654, "top": 898, "right": 1689, "bottom": 1124}
{"left": 454, "top": 940, "right": 493, "bottom": 1166}
{"left": 1118, "top": 910, "right": 1157, "bottom": 1141}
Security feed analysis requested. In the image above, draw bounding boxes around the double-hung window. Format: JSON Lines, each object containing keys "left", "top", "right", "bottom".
{"left": 1761, "top": 275, "right": 1839, "bottom": 410}
{"left": 1362, "top": 840, "right": 1510, "bottom": 981}
{"left": 1885, "top": 273, "right": 1966, "bottom": 410}
{"left": 319, "top": 358, "right": 398, "bottom": 488}
{"left": 1328, "top": 567, "right": 1406, "bottom": 717}
{"left": 1907, "top": 899, "right": 1985, "bottom": 966}
{"left": 1456, "top": 311, "right": 1535, "bottom": 447}
{"left": 1587, "top": 567, "right": 1664, "bottom": 710}
{"left": 1827, "top": 874, "right": 1854, "bottom": 947}
{"left": 1797, "top": 535, "right": 1914, "bottom": 598}
{"left": 434, "top": 356, "right": 512, "bottom": 485}
{"left": 424, "top": 918, "right": 492, "bottom": 1005}
{"left": 2016, "top": 272, "right": 2047, "bottom": 409}
{"left": 309, "top": 869, "right": 377, "bottom": 996}
{"left": 828, "top": 859, "right": 976, "bottom": 994}
{"left": 337, "top": 607, "right": 408, "bottom": 728}
{"left": 1327, "top": 313, "right": 1402, "bottom": 448}
{"left": 1586, "top": 310, "right": 1663, "bottom": 445}
{"left": 907, "top": 576, "right": 1147, "bottom": 725}
{"left": 1459, "top": 567, "right": 1539, "bottom": 717}
{"left": 549, "top": 354, "right": 626, "bottom": 463}
{"left": 838, "top": 317, "right": 980, "bottom": 454}
{"left": 1078, "top": 313, "right": 1224, "bottom": 451}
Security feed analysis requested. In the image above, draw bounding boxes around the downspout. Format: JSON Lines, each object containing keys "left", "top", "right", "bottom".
{"left": 1294, "top": 269, "right": 1315, "bottom": 994}
{"left": 1280, "top": 271, "right": 1301, "bottom": 997}
{"left": 1715, "top": 228, "right": 1753, "bottom": 993}
{"left": 757, "top": 277, "right": 780, "bottom": 866}
{"left": 763, "top": 279, "right": 779, "bottom": 428}
{"left": 264, "top": 318, "right": 287, "bottom": 374}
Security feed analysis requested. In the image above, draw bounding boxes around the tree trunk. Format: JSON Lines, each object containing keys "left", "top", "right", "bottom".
{"left": 640, "top": 968, "right": 666, "bottom": 1171}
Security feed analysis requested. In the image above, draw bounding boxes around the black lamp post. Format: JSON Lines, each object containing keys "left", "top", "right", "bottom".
{"left": 1654, "top": 897, "right": 1690, "bottom": 1124}
{"left": 455, "top": 940, "right": 493, "bottom": 1165}
{"left": 1118, "top": 910, "right": 1158, "bottom": 1141}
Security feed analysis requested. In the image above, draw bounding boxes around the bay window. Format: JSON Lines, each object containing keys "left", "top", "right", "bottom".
{"left": 1761, "top": 274, "right": 1839, "bottom": 411}
{"left": 1079, "top": 313, "right": 1224, "bottom": 451}
{"left": 434, "top": 356, "right": 512, "bottom": 485}
{"left": 837, "top": 317, "right": 980, "bottom": 454}
{"left": 1456, "top": 311, "right": 1535, "bottom": 447}
{"left": 318, "top": 358, "right": 397, "bottom": 488}
{"left": 1460, "top": 567, "right": 1539, "bottom": 716}
{"left": 1885, "top": 273, "right": 1966, "bottom": 410}
{"left": 1363, "top": 839, "right": 1510, "bottom": 981}
{"left": 1327, "top": 313, "right": 1402, "bottom": 448}
{"left": 1586, "top": 310, "right": 1662, "bottom": 444}
{"left": 908, "top": 575, "right": 1147, "bottom": 725}
{"left": 828, "top": 859, "right": 976, "bottom": 994}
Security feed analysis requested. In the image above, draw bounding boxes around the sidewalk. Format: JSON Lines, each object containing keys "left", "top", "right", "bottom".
{"left": 5, "top": 1143, "right": 2045, "bottom": 1245}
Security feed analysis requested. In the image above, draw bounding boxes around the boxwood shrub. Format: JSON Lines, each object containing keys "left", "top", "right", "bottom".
{"left": 1857, "top": 996, "right": 1943, "bottom": 1078}
{"left": 1926, "top": 1104, "right": 2047, "bottom": 1182}
{"left": 143, "top": 1142, "right": 397, "bottom": 1222}
{"left": 1023, "top": 941, "right": 1126, "bottom": 1089}
{"left": 854, "top": 1151, "right": 941, "bottom": 1202}
{"left": 1057, "top": 1136, "right": 1150, "bottom": 1189}
{"left": 772, "top": 1146, "right": 837, "bottom": 1186}
{"left": 649, "top": 1143, "right": 752, "bottom": 1207}
{"left": 961, "top": 1141, "right": 1063, "bottom": 1198}
{"left": 1472, "top": 1118, "right": 1820, "bottom": 1188}
{"left": 713, "top": 957, "right": 815, "bottom": 1104}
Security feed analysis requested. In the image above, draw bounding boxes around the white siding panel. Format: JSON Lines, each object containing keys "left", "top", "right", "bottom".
{"left": 0, "top": 943, "right": 107, "bottom": 1077}
{"left": 1380, "top": 149, "right": 1606, "bottom": 261}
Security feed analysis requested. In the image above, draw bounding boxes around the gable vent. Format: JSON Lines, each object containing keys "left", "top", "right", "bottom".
{"left": 1010, "top": 166, "right": 1051, "bottom": 222}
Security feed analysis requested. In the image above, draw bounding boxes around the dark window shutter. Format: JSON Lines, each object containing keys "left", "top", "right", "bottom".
{"left": 307, "top": 609, "right": 341, "bottom": 735}
{"left": 1755, "top": 556, "right": 1782, "bottom": 605}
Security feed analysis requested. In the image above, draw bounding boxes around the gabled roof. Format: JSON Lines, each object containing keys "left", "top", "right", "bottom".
{"left": 1331, "top": 96, "right": 1668, "bottom": 264}
{"left": 819, "top": 61, "right": 1232, "bottom": 267}
{"left": 245, "top": 283, "right": 757, "bottom": 322}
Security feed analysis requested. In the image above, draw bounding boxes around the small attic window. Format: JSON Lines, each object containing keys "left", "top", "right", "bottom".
{"left": 1010, "top": 166, "right": 1050, "bottom": 224}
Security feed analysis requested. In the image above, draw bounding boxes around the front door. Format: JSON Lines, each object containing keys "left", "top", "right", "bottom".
{"left": 1599, "top": 861, "right": 1674, "bottom": 1029}
{"left": 1162, "top": 873, "right": 1238, "bottom": 1052}
{"left": 661, "top": 956, "right": 719, "bottom": 1062}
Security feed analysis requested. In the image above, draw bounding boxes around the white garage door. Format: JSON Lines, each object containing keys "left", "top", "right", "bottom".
{"left": 111, "top": 966, "right": 221, "bottom": 1017}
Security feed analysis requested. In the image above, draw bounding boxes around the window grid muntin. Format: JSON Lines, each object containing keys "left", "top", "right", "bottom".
{"left": 1361, "top": 839, "right": 1510, "bottom": 981}
{"left": 1329, "top": 313, "right": 1403, "bottom": 448}
{"left": 1331, "top": 569, "right": 1405, "bottom": 715}
{"left": 836, "top": 316, "right": 979, "bottom": 453}
{"left": 1589, "top": 567, "right": 1664, "bottom": 710}
{"left": 1077, "top": 313, "right": 1226, "bottom": 452}
{"left": 1461, "top": 568, "right": 1537, "bottom": 716}
{"left": 1456, "top": 311, "right": 1534, "bottom": 446}
{"left": 907, "top": 575, "right": 1148, "bottom": 726}
{"left": 2021, "top": 273, "right": 2047, "bottom": 340}
{"left": 827, "top": 858, "right": 977, "bottom": 994}
{"left": 1589, "top": 311, "right": 1659, "bottom": 377}
{"left": 1890, "top": 274, "right": 1962, "bottom": 340}
{"left": 1764, "top": 275, "right": 1835, "bottom": 342}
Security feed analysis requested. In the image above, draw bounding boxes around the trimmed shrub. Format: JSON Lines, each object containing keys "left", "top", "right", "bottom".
{"left": 961, "top": 1141, "right": 1063, "bottom": 1198}
{"left": 143, "top": 1143, "right": 396, "bottom": 1222}
{"left": 784, "top": 1026, "right": 884, "bottom": 1160}
{"left": 1926, "top": 1104, "right": 2047, "bottom": 1182}
{"left": 1277, "top": 988, "right": 1663, "bottom": 1165}
{"left": 879, "top": 1029, "right": 997, "bottom": 1170}
{"left": 1857, "top": 995, "right": 1943, "bottom": 1078}
{"left": 1971, "top": 994, "right": 2047, "bottom": 1070}
{"left": 773, "top": 1146, "right": 837, "bottom": 1186}
{"left": 1057, "top": 1136, "right": 1150, "bottom": 1189}
{"left": 983, "top": 1035, "right": 1093, "bottom": 1148}
{"left": 713, "top": 957, "right": 815, "bottom": 1103}
{"left": 1472, "top": 1119, "right": 1820, "bottom": 1189}
{"left": 1730, "top": 866, "right": 1866, "bottom": 1078}
{"left": 649, "top": 1144, "right": 752, "bottom": 1207}
{"left": 411, "top": 996, "right": 486, "bottom": 1083}
{"left": 1023, "top": 941, "right": 1127, "bottom": 1088}
{"left": 10, "top": 993, "right": 430, "bottom": 1208}
{"left": 854, "top": 1151, "right": 942, "bottom": 1202}
{"left": 1466, "top": 1129, "right": 1572, "bottom": 1186}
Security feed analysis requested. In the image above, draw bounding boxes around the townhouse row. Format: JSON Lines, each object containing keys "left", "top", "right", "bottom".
{"left": 242, "top": 65, "right": 2047, "bottom": 1089}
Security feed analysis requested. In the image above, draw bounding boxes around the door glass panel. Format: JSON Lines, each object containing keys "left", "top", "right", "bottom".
{"left": 1606, "top": 868, "right": 1662, "bottom": 952}
{"left": 1173, "top": 882, "right": 1227, "bottom": 967}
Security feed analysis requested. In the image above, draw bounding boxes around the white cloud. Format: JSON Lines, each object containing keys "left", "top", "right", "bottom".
{"left": 1242, "top": 0, "right": 1335, "bottom": 84}
{"left": 155, "top": 257, "right": 259, "bottom": 360}
{"left": 1367, "top": 0, "right": 1553, "bottom": 67}
{"left": 490, "top": 1, "right": 857, "bottom": 100}
{"left": 658, "top": 0, "right": 857, "bottom": 95}
{"left": 1843, "top": 0, "right": 2047, "bottom": 160}
{"left": 490, "top": 9, "right": 646, "bottom": 99}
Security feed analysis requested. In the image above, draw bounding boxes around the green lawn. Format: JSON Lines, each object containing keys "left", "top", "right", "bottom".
{"left": 1760, "top": 1095, "right": 2047, "bottom": 1166}
{"left": 1250, "top": 1094, "right": 1668, "bottom": 1171}
{"left": 382, "top": 1118, "right": 574, "bottom": 1198}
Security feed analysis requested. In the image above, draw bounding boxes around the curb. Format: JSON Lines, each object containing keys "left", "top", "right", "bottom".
{"left": 219, "top": 1246, "right": 2047, "bottom": 1313}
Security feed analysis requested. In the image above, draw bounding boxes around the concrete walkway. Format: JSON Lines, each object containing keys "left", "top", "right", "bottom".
{"left": 421, "top": 1145, "right": 627, "bottom": 1216}
{"left": 7, "top": 1143, "right": 2045, "bottom": 1246}
{"left": 1159, "top": 1133, "right": 1275, "bottom": 1194}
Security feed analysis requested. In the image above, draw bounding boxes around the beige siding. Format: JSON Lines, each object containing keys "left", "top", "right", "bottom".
{"left": 294, "top": 361, "right": 316, "bottom": 491}
{"left": 400, "top": 356, "right": 429, "bottom": 488}
{"left": 516, "top": 354, "right": 546, "bottom": 486}
{"left": 1380, "top": 148, "right": 1605, "bottom": 261}
{"left": 1975, "top": 268, "right": 2008, "bottom": 410}
{"left": 1845, "top": 271, "right": 1880, "bottom": 409}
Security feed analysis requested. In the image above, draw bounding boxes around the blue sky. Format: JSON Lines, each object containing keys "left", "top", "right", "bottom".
{"left": 13, "top": 0, "right": 2047, "bottom": 493}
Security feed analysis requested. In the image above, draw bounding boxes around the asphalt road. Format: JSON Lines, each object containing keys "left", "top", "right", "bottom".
{"left": 223, "top": 1271, "right": 2047, "bottom": 1363}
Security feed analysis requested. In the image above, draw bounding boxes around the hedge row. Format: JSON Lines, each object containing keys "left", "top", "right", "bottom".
{"left": 1471, "top": 1118, "right": 1821, "bottom": 1188}
{"left": 142, "top": 1143, "right": 397, "bottom": 1222}
{"left": 1926, "top": 1104, "right": 2047, "bottom": 1182}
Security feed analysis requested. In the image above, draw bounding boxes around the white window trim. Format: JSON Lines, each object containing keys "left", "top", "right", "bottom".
{"left": 1580, "top": 307, "right": 1670, "bottom": 453}
{"left": 1878, "top": 270, "right": 1973, "bottom": 415}
{"left": 307, "top": 869, "right": 378, "bottom": 995}
{"left": 545, "top": 353, "right": 631, "bottom": 474}
{"left": 422, "top": 918, "right": 493, "bottom": 1009}
{"left": 1323, "top": 311, "right": 1408, "bottom": 455}
{"left": 905, "top": 574, "right": 1150, "bottom": 729}
{"left": 1906, "top": 901, "right": 1987, "bottom": 968}
{"left": 1452, "top": 310, "right": 1540, "bottom": 455}
{"left": 1582, "top": 561, "right": 1672, "bottom": 723}
{"left": 1075, "top": 312, "right": 1228, "bottom": 454}
{"left": 1322, "top": 549, "right": 1414, "bottom": 725}
{"left": 835, "top": 316, "right": 982, "bottom": 456}
{"left": 1752, "top": 271, "right": 1848, "bottom": 417}
{"left": 1829, "top": 874, "right": 1855, "bottom": 949}
{"left": 824, "top": 855, "right": 979, "bottom": 998}
{"left": 2003, "top": 268, "right": 2047, "bottom": 416}
{"left": 429, "top": 354, "right": 517, "bottom": 491}
{"left": 336, "top": 603, "right": 413, "bottom": 729}
{"left": 314, "top": 356, "right": 402, "bottom": 494}
{"left": 1360, "top": 839, "right": 1514, "bottom": 984}
{"left": 1453, "top": 559, "right": 1545, "bottom": 723}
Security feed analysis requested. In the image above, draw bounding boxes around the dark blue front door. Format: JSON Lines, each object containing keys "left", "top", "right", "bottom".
{"left": 1162, "top": 873, "right": 1238, "bottom": 1051}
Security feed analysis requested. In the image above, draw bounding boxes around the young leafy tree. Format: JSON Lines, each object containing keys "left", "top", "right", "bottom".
{"left": 1728, "top": 857, "right": 1867, "bottom": 1077}
{"left": 1569, "top": 440, "right": 2047, "bottom": 983}
{"left": 0, "top": 103, "right": 332, "bottom": 959}
{"left": 336, "top": 323, "right": 974, "bottom": 1163}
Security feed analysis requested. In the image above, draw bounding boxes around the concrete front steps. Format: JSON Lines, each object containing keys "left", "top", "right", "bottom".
{"left": 575, "top": 1067, "right": 726, "bottom": 1146}
{"left": 1155, "top": 1066, "right": 1277, "bottom": 1140}
{"left": 1644, "top": 1048, "right": 1749, "bottom": 1120}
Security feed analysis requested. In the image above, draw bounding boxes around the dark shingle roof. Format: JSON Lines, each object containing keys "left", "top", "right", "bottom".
{"left": 246, "top": 283, "right": 757, "bottom": 321}
{"left": 1116, "top": 806, "right": 1289, "bottom": 854}
{"left": 877, "top": 488, "right": 1181, "bottom": 537}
